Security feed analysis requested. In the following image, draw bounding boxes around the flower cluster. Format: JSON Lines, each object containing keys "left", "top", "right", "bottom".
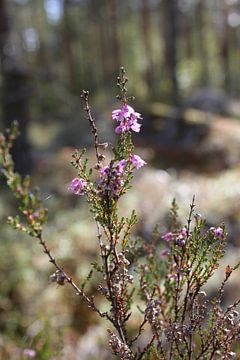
{"left": 98, "top": 160, "right": 127, "bottom": 197}
{"left": 161, "top": 227, "right": 187, "bottom": 246}
{"left": 161, "top": 225, "right": 224, "bottom": 259}
{"left": 70, "top": 103, "right": 146, "bottom": 198}
{"left": 108, "top": 330, "right": 133, "bottom": 359}
{"left": 70, "top": 177, "right": 87, "bottom": 195}
{"left": 177, "top": 227, "right": 187, "bottom": 246}
{"left": 97, "top": 155, "right": 146, "bottom": 198}
{"left": 112, "top": 104, "right": 141, "bottom": 134}
{"left": 130, "top": 154, "right": 146, "bottom": 169}
{"left": 23, "top": 349, "right": 36, "bottom": 358}
{"left": 210, "top": 226, "right": 224, "bottom": 238}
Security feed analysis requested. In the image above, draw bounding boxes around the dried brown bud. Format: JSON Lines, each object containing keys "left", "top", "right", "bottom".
{"left": 98, "top": 154, "right": 106, "bottom": 162}
{"left": 225, "top": 265, "right": 232, "bottom": 276}
{"left": 94, "top": 163, "right": 101, "bottom": 170}
{"left": 50, "top": 270, "right": 66, "bottom": 286}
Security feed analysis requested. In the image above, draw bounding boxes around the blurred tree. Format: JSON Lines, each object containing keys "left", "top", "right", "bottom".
{"left": 63, "top": 0, "right": 77, "bottom": 93}
{"left": 86, "top": 0, "right": 110, "bottom": 91}
{"left": 97, "top": 1, "right": 111, "bottom": 90}
{"left": 180, "top": 7, "right": 193, "bottom": 61}
{"left": 0, "top": 0, "right": 31, "bottom": 174}
{"left": 161, "top": 0, "right": 179, "bottom": 105}
{"left": 107, "top": 0, "right": 122, "bottom": 78}
{"left": 195, "top": 0, "right": 209, "bottom": 87}
{"left": 220, "top": 0, "right": 230, "bottom": 91}
{"left": 140, "top": 0, "right": 155, "bottom": 97}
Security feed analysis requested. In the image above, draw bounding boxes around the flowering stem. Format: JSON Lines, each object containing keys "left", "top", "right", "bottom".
{"left": 81, "top": 90, "right": 102, "bottom": 164}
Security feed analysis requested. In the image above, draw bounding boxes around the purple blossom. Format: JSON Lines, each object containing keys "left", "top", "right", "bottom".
{"left": 160, "top": 248, "right": 169, "bottom": 257}
{"left": 162, "top": 232, "right": 173, "bottom": 242}
{"left": 32, "top": 212, "right": 38, "bottom": 219}
{"left": 180, "top": 227, "right": 187, "bottom": 237}
{"left": 100, "top": 166, "right": 110, "bottom": 177}
{"left": 130, "top": 154, "right": 146, "bottom": 169}
{"left": 70, "top": 177, "right": 87, "bottom": 196}
{"left": 176, "top": 227, "right": 187, "bottom": 246}
{"left": 178, "top": 238, "right": 186, "bottom": 247}
{"left": 112, "top": 104, "right": 137, "bottom": 121}
{"left": 112, "top": 104, "right": 142, "bottom": 134}
{"left": 210, "top": 226, "right": 223, "bottom": 238}
{"left": 23, "top": 349, "right": 36, "bottom": 358}
{"left": 116, "top": 159, "right": 127, "bottom": 174}
{"left": 98, "top": 161, "right": 127, "bottom": 197}
{"left": 168, "top": 272, "right": 179, "bottom": 281}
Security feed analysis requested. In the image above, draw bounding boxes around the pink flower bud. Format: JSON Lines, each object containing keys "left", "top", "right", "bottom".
{"left": 70, "top": 178, "right": 87, "bottom": 196}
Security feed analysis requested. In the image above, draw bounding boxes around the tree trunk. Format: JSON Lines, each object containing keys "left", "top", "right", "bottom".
{"left": 107, "top": 0, "right": 121, "bottom": 76}
{"left": 87, "top": 0, "right": 110, "bottom": 92}
{"left": 0, "top": 0, "right": 32, "bottom": 175}
{"left": 220, "top": 0, "right": 230, "bottom": 91}
{"left": 140, "top": 0, "right": 154, "bottom": 96}
{"left": 63, "top": 0, "right": 77, "bottom": 93}
{"left": 161, "top": 0, "right": 179, "bottom": 105}
{"left": 196, "top": 0, "right": 209, "bottom": 87}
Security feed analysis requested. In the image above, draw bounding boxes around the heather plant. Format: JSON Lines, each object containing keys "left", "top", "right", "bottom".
{"left": 1, "top": 67, "right": 240, "bottom": 359}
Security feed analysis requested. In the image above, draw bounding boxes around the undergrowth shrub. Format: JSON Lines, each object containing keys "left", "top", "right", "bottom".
{"left": 1, "top": 68, "right": 240, "bottom": 359}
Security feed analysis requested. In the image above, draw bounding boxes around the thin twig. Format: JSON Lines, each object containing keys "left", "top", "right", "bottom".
{"left": 38, "top": 234, "right": 105, "bottom": 318}
{"left": 81, "top": 90, "right": 101, "bottom": 164}
{"left": 137, "top": 335, "right": 156, "bottom": 360}
{"left": 129, "top": 317, "right": 147, "bottom": 346}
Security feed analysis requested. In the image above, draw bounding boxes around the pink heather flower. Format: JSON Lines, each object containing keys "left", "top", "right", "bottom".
{"left": 160, "top": 248, "right": 169, "bottom": 257}
{"left": 177, "top": 228, "right": 187, "bottom": 246}
{"left": 112, "top": 104, "right": 139, "bottom": 121}
{"left": 210, "top": 226, "right": 223, "bottom": 238}
{"left": 162, "top": 232, "right": 173, "bottom": 242}
{"left": 23, "top": 349, "right": 36, "bottom": 358}
{"left": 168, "top": 272, "right": 179, "bottom": 281}
{"left": 112, "top": 104, "right": 142, "bottom": 134}
{"left": 112, "top": 105, "right": 133, "bottom": 121}
{"left": 130, "top": 154, "right": 146, "bottom": 169}
{"left": 98, "top": 161, "right": 127, "bottom": 197}
{"left": 180, "top": 227, "right": 187, "bottom": 237}
{"left": 178, "top": 238, "right": 185, "bottom": 247}
{"left": 32, "top": 212, "right": 38, "bottom": 219}
{"left": 111, "top": 177, "right": 124, "bottom": 195}
{"left": 100, "top": 166, "right": 110, "bottom": 177}
{"left": 70, "top": 177, "right": 87, "bottom": 196}
{"left": 116, "top": 159, "right": 127, "bottom": 174}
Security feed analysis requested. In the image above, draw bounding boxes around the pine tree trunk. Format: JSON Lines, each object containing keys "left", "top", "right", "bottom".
{"left": 107, "top": 0, "right": 121, "bottom": 75}
{"left": 63, "top": 0, "right": 77, "bottom": 93}
{"left": 0, "top": 0, "right": 32, "bottom": 174}
{"left": 161, "top": 0, "right": 179, "bottom": 105}
{"left": 140, "top": 0, "right": 154, "bottom": 96}
{"left": 196, "top": 0, "right": 209, "bottom": 87}
{"left": 220, "top": 0, "right": 230, "bottom": 91}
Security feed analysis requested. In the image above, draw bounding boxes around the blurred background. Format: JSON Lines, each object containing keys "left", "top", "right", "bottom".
{"left": 1, "top": 0, "right": 240, "bottom": 358}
